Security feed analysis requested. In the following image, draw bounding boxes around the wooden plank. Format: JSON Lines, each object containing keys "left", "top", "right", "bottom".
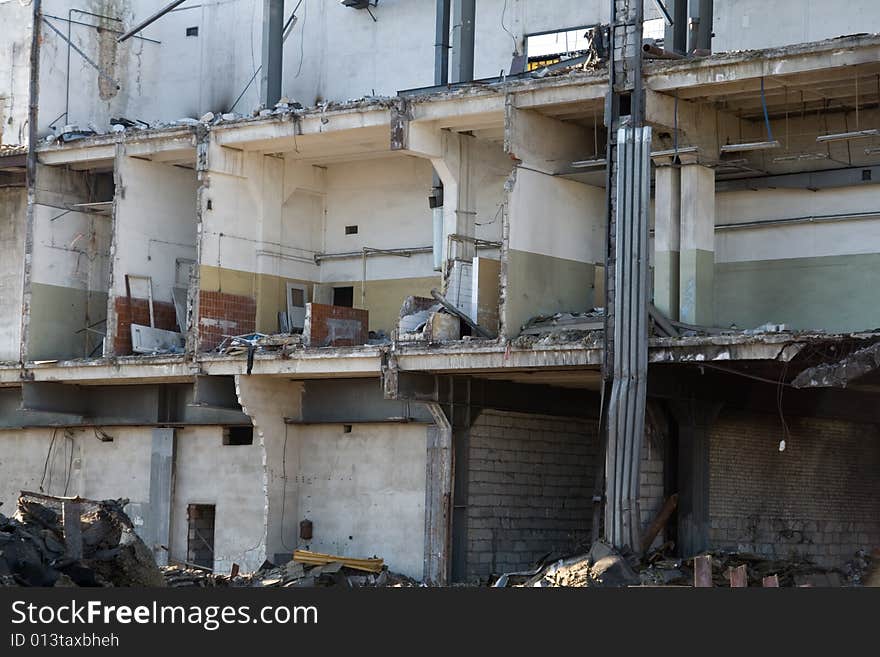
{"left": 640, "top": 493, "right": 679, "bottom": 554}
{"left": 729, "top": 564, "right": 748, "bottom": 588}
{"left": 62, "top": 501, "right": 83, "bottom": 561}
{"left": 694, "top": 555, "right": 713, "bottom": 587}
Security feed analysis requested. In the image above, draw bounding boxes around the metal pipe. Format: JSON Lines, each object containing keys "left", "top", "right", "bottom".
{"left": 715, "top": 210, "right": 880, "bottom": 231}
{"left": 117, "top": 0, "right": 188, "bottom": 42}
{"left": 663, "top": 0, "right": 687, "bottom": 54}
{"left": 450, "top": 0, "right": 475, "bottom": 84}
{"left": 688, "top": 0, "right": 713, "bottom": 54}
{"left": 314, "top": 246, "right": 434, "bottom": 263}
{"left": 642, "top": 43, "right": 684, "bottom": 59}
{"left": 261, "top": 0, "right": 284, "bottom": 108}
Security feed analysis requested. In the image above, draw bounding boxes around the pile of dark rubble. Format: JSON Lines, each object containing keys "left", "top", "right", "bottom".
{"left": 163, "top": 560, "right": 419, "bottom": 588}
{"left": 0, "top": 494, "right": 164, "bottom": 588}
{"left": 493, "top": 542, "right": 877, "bottom": 588}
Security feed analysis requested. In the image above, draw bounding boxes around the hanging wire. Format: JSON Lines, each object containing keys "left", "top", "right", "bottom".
{"left": 760, "top": 77, "right": 774, "bottom": 141}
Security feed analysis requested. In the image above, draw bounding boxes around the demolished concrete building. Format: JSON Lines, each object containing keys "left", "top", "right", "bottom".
{"left": 0, "top": 0, "right": 878, "bottom": 584}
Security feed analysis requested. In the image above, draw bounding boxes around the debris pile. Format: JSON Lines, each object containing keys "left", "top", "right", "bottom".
{"left": 493, "top": 542, "right": 640, "bottom": 588}
{"left": 0, "top": 492, "right": 164, "bottom": 588}
{"left": 215, "top": 332, "right": 303, "bottom": 356}
{"left": 163, "top": 550, "right": 418, "bottom": 588}
{"left": 494, "top": 542, "right": 869, "bottom": 588}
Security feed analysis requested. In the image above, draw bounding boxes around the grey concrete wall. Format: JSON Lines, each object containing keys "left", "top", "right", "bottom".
{"left": 171, "top": 426, "right": 266, "bottom": 573}
{"left": 294, "top": 423, "right": 427, "bottom": 580}
{"left": 0, "top": 187, "right": 26, "bottom": 361}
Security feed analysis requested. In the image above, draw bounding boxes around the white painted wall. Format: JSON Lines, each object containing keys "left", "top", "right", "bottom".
{"left": 508, "top": 166, "right": 605, "bottom": 264}
{"left": 320, "top": 154, "right": 435, "bottom": 282}
{"left": 295, "top": 423, "right": 427, "bottom": 580}
{"left": 112, "top": 155, "right": 198, "bottom": 301}
{"left": 715, "top": 185, "right": 880, "bottom": 264}
{"left": 0, "top": 188, "right": 26, "bottom": 361}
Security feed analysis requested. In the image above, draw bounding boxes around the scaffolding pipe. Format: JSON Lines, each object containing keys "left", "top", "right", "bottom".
{"left": 117, "top": 0, "right": 188, "bottom": 42}
{"left": 451, "top": 0, "right": 475, "bottom": 84}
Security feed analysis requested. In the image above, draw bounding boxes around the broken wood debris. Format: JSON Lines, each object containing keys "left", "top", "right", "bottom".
{"left": 162, "top": 555, "right": 415, "bottom": 589}
{"left": 292, "top": 549, "right": 384, "bottom": 573}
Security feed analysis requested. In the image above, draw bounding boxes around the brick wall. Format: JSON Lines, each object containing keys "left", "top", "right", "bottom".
{"left": 304, "top": 303, "right": 368, "bottom": 347}
{"left": 113, "top": 297, "right": 178, "bottom": 355}
{"left": 198, "top": 290, "right": 257, "bottom": 351}
{"left": 709, "top": 410, "right": 880, "bottom": 567}
{"left": 464, "top": 410, "right": 666, "bottom": 580}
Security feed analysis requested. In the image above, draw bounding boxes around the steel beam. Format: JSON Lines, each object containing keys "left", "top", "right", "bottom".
{"left": 261, "top": 0, "right": 285, "bottom": 108}
{"left": 117, "top": 0, "right": 188, "bottom": 42}
{"left": 450, "top": 0, "right": 475, "bottom": 84}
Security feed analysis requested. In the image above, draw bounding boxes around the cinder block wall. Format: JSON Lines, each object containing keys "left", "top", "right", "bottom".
{"left": 465, "top": 410, "right": 664, "bottom": 580}
{"left": 709, "top": 411, "right": 880, "bottom": 567}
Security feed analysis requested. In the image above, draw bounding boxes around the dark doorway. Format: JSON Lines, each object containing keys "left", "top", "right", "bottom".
{"left": 187, "top": 504, "right": 215, "bottom": 569}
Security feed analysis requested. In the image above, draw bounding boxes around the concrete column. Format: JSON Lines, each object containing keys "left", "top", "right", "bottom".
{"left": 678, "top": 164, "right": 715, "bottom": 326}
{"left": 654, "top": 166, "right": 681, "bottom": 321}
{"left": 430, "top": 132, "right": 476, "bottom": 265}
{"left": 148, "top": 428, "right": 175, "bottom": 567}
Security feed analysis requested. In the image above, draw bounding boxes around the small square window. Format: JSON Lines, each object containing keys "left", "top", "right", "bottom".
{"left": 345, "top": 225, "right": 358, "bottom": 235}
{"left": 290, "top": 287, "right": 305, "bottom": 308}
{"left": 343, "top": 425, "right": 353, "bottom": 433}
{"left": 333, "top": 286, "right": 354, "bottom": 308}
{"left": 223, "top": 426, "right": 253, "bottom": 445}
{"left": 186, "top": 26, "right": 199, "bottom": 37}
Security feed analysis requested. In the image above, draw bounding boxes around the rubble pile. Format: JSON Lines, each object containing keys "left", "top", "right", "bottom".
{"left": 0, "top": 493, "right": 164, "bottom": 588}
{"left": 494, "top": 542, "right": 873, "bottom": 588}
{"left": 163, "top": 558, "right": 418, "bottom": 589}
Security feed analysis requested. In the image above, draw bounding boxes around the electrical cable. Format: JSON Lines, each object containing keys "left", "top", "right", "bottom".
{"left": 501, "top": 0, "right": 519, "bottom": 55}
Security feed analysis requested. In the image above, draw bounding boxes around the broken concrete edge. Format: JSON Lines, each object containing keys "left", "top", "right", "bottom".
{"left": 33, "top": 31, "right": 880, "bottom": 163}
{"left": 3, "top": 331, "right": 879, "bottom": 385}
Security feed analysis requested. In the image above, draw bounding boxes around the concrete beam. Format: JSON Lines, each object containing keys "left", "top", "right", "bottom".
{"left": 192, "top": 375, "right": 241, "bottom": 411}
{"left": 20, "top": 382, "right": 89, "bottom": 415}
{"left": 645, "top": 35, "right": 880, "bottom": 94}
{"left": 213, "top": 111, "right": 392, "bottom": 151}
